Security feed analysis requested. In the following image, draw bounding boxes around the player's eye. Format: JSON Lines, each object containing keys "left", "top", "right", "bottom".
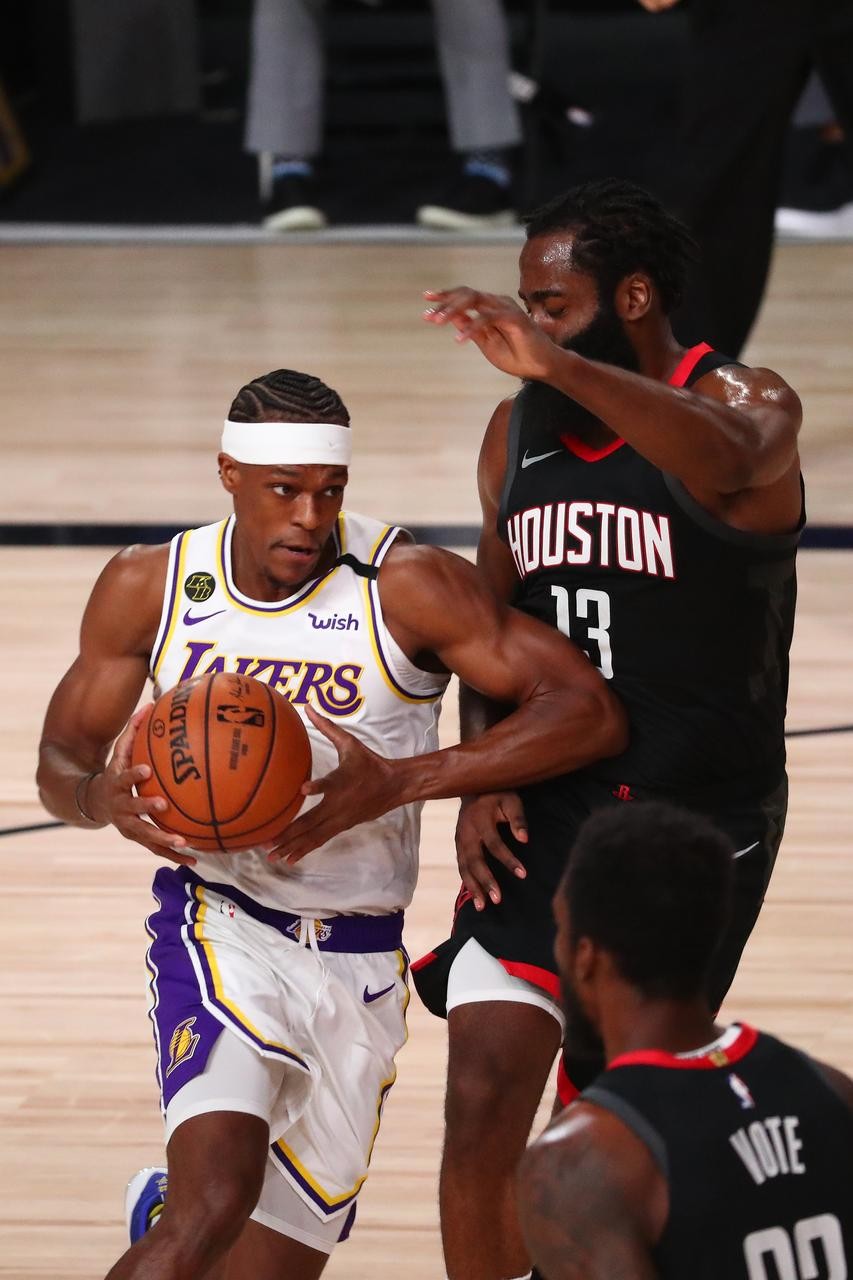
{"left": 324, "top": 486, "right": 344, "bottom": 498}
{"left": 272, "top": 484, "right": 295, "bottom": 497}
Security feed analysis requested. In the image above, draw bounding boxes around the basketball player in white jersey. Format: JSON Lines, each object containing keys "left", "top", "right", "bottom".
{"left": 37, "top": 369, "right": 626, "bottom": 1280}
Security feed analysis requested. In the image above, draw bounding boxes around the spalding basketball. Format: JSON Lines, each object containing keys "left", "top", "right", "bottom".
{"left": 132, "top": 672, "right": 312, "bottom": 852}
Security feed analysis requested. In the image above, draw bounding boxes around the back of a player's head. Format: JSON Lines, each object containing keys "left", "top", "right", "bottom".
{"left": 563, "top": 802, "right": 734, "bottom": 999}
{"left": 523, "top": 178, "right": 697, "bottom": 314}
{"left": 229, "top": 369, "right": 350, "bottom": 427}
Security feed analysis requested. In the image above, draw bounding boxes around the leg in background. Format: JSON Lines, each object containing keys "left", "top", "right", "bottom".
{"left": 441, "top": 1001, "right": 561, "bottom": 1280}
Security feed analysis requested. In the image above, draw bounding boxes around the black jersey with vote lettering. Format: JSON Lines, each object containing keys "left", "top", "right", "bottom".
{"left": 498, "top": 344, "right": 804, "bottom": 805}
{"left": 582, "top": 1025, "right": 853, "bottom": 1279}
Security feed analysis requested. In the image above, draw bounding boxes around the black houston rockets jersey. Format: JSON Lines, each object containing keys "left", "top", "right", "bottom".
{"left": 582, "top": 1025, "right": 853, "bottom": 1279}
{"left": 498, "top": 344, "right": 804, "bottom": 804}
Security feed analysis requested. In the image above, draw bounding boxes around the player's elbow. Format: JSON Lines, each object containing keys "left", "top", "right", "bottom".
{"left": 563, "top": 685, "right": 627, "bottom": 763}
{"left": 589, "top": 689, "right": 629, "bottom": 760}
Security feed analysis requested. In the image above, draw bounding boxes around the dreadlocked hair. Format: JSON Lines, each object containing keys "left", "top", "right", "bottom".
{"left": 228, "top": 369, "right": 350, "bottom": 426}
{"left": 523, "top": 178, "right": 698, "bottom": 314}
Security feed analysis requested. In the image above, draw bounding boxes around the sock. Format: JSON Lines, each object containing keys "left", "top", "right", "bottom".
{"left": 272, "top": 157, "right": 314, "bottom": 181}
{"left": 463, "top": 150, "right": 511, "bottom": 189}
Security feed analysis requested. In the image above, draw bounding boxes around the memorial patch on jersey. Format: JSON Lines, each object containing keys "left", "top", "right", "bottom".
{"left": 506, "top": 502, "right": 676, "bottom": 581}
{"left": 178, "top": 640, "right": 365, "bottom": 716}
{"left": 184, "top": 571, "right": 216, "bottom": 603}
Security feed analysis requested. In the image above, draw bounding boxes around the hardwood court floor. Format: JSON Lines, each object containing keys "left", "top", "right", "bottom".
{"left": 0, "top": 241, "right": 851, "bottom": 1276}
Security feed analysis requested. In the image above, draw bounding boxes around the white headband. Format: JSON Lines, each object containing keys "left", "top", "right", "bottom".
{"left": 221, "top": 420, "right": 352, "bottom": 466}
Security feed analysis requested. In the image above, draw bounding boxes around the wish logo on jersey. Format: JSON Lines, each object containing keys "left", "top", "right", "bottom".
{"left": 177, "top": 640, "right": 365, "bottom": 717}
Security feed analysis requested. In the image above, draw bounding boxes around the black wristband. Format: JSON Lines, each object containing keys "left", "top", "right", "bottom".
{"left": 74, "top": 770, "right": 102, "bottom": 822}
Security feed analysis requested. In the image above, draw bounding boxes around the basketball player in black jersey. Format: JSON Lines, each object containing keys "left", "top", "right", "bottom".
{"left": 414, "top": 179, "right": 805, "bottom": 1280}
{"left": 518, "top": 802, "right": 853, "bottom": 1280}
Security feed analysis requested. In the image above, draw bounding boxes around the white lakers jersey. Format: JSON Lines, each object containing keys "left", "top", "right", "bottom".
{"left": 150, "top": 512, "right": 449, "bottom": 915}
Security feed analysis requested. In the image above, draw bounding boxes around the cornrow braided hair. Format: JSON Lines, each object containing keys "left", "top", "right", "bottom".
{"left": 523, "top": 178, "right": 698, "bottom": 314}
{"left": 228, "top": 369, "right": 350, "bottom": 426}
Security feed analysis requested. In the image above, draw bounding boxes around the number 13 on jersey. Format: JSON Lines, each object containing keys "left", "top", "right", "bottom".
{"left": 551, "top": 585, "right": 614, "bottom": 680}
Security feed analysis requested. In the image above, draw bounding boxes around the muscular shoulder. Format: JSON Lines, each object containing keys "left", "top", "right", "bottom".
{"left": 84, "top": 541, "right": 171, "bottom": 657}
{"left": 378, "top": 542, "right": 479, "bottom": 617}
{"left": 519, "top": 1100, "right": 667, "bottom": 1258}
{"left": 694, "top": 361, "right": 802, "bottom": 428}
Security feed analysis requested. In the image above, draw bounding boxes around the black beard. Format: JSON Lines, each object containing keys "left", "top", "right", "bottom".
{"left": 560, "top": 299, "right": 641, "bottom": 372}
{"left": 522, "top": 300, "right": 640, "bottom": 438}
{"left": 560, "top": 975, "right": 605, "bottom": 1061}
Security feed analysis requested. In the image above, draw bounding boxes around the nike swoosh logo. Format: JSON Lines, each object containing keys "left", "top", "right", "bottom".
{"left": 732, "top": 841, "right": 760, "bottom": 860}
{"left": 521, "top": 448, "right": 561, "bottom": 469}
{"left": 183, "top": 608, "right": 226, "bottom": 626}
{"left": 363, "top": 983, "right": 395, "bottom": 1005}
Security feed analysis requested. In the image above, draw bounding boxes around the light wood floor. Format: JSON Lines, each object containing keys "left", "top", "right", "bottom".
{"left": 0, "top": 242, "right": 851, "bottom": 1277}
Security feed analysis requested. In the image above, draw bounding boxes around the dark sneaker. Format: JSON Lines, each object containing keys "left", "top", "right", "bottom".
{"left": 417, "top": 172, "right": 516, "bottom": 230}
{"left": 263, "top": 174, "right": 327, "bottom": 232}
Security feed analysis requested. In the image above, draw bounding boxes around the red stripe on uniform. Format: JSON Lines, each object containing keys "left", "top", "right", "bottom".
{"left": 560, "top": 432, "right": 626, "bottom": 462}
{"left": 410, "top": 951, "right": 437, "bottom": 973}
{"left": 608, "top": 1023, "right": 758, "bottom": 1071}
{"left": 667, "top": 341, "right": 714, "bottom": 388}
{"left": 556, "top": 1058, "right": 580, "bottom": 1106}
{"left": 497, "top": 959, "right": 561, "bottom": 998}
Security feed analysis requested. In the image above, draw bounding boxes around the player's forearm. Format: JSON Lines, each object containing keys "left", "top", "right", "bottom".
{"left": 540, "top": 348, "right": 768, "bottom": 491}
{"left": 395, "top": 686, "right": 627, "bottom": 804}
{"left": 36, "top": 741, "right": 108, "bottom": 827}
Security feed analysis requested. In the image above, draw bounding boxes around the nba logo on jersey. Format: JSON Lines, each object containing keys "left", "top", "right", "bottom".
{"left": 728, "top": 1072, "right": 755, "bottom": 1110}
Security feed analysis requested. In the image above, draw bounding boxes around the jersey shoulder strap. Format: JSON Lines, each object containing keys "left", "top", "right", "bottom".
{"left": 669, "top": 341, "right": 744, "bottom": 388}
{"left": 582, "top": 1083, "right": 670, "bottom": 1178}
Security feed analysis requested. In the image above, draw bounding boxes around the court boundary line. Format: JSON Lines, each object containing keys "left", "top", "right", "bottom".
{"left": 2, "top": 523, "right": 852, "bottom": 550}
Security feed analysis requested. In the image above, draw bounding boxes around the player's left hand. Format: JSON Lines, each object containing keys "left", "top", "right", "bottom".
{"left": 266, "top": 706, "right": 400, "bottom": 864}
{"left": 423, "top": 286, "right": 559, "bottom": 381}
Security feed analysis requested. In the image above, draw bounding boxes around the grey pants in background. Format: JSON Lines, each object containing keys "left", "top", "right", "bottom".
{"left": 245, "top": 0, "right": 522, "bottom": 157}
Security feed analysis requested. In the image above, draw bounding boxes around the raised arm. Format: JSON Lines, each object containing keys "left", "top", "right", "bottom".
{"left": 424, "top": 287, "right": 802, "bottom": 530}
{"left": 36, "top": 544, "right": 194, "bottom": 863}
{"left": 517, "top": 1103, "right": 666, "bottom": 1280}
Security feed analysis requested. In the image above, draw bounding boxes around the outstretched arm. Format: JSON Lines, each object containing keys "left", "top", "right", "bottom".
{"left": 269, "top": 543, "right": 627, "bottom": 863}
{"left": 517, "top": 1104, "right": 666, "bottom": 1280}
{"left": 424, "top": 287, "right": 802, "bottom": 518}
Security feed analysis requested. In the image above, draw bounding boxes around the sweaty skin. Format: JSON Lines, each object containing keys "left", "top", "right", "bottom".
{"left": 37, "top": 455, "right": 626, "bottom": 905}
{"left": 423, "top": 231, "right": 803, "bottom": 876}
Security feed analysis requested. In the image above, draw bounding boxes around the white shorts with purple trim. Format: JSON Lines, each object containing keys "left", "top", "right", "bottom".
{"left": 145, "top": 866, "right": 408, "bottom": 1240}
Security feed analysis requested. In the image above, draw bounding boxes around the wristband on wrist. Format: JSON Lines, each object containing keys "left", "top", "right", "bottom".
{"left": 74, "top": 770, "right": 102, "bottom": 822}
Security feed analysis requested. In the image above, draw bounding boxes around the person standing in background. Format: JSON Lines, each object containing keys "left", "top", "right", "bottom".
{"left": 248, "top": 0, "right": 522, "bottom": 231}
{"left": 638, "top": 0, "right": 853, "bottom": 355}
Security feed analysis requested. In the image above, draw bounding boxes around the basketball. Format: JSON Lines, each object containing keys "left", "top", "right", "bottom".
{"left": 132, "top": 672, "right": 312, "bottom": 852}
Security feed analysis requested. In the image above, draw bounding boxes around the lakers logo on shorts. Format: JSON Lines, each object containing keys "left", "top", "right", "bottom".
{"left": 166, "top": 1017, "right": 201, "bottom": 1077}
{"left": 285, "top": 918, "right": 333, "bottom": 944}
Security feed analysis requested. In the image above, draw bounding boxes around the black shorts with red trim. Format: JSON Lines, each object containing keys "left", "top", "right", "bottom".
{"left": 411, "top": 774, "right": 788, "bottom": 1028}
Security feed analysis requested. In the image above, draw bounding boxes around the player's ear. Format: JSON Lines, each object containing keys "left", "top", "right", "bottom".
{"left": 573, "top": 936, "right": 597, "bottom": 986}
{"left": 615, "top": 272, "right": 652, "bottom": 322}
{"left": 218, "top": 453, "right": 240, "bottom": 495}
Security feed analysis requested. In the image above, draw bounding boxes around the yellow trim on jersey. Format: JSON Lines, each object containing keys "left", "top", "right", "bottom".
{"left": 363, "top": 527, "right": 444, "bottom": 705}
{"left": 152, "top": 533, "right": 190, "bottom": 682}
{"left": 191, "top": 887, "right": 309, "bottom": 1069}
{"left": 214, "top": 515, "right": 346, "bottom": 617}
{"left": 272, "top": 947, "right": 408, "bottom": 1208}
